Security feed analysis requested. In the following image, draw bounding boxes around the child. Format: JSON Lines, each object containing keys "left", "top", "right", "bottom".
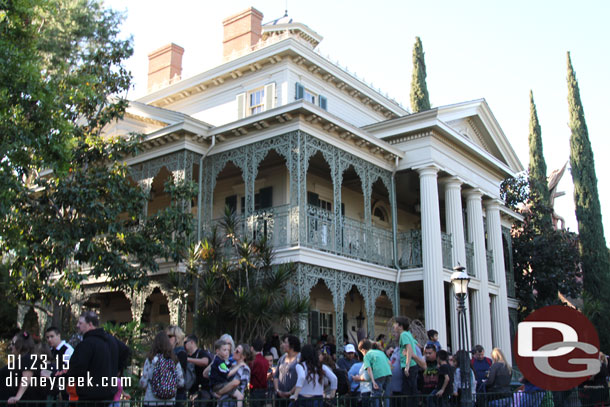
{"left": 426, "top": 330, "right": 442, "bottom": 352}
{"left": 208, "top": 339, "right": 246, "bottom": 407}
{"left": 435, "top": 350, "right": 452, "bottom": 407}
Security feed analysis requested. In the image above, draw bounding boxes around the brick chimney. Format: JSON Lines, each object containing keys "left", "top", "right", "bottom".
{"left": 147, "top": 43, "right": 184, "bottom": 92}
{"left": 222, "top": 7, "right": 263, "bottom": 59}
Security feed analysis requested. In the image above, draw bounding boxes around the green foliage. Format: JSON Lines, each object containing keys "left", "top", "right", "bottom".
{"left": 502, "top": 175, "right": 582, "bottom": 320}
{"left": 566, "top": 52, "right": 610, "bottom": 349}
{"left": 0, "top": 0, "right": 197, "bottom": 306}
{"left": 193, "top": 209, "right": 309, "bottom": 343}
{"left": 527, "top": 91, "right": 552, "bottom": 231}
{"left": 410, "top": 36, "right": 431, "bottom": 113}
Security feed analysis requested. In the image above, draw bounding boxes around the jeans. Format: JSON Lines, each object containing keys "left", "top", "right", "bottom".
{"left": 401, "top": 366, "right": 419, "bottom": 407}
{"left": 372, "top": 376, "right": 391, "bottom": 407}
{"left": 294, "top": 395, "right": 324, "bottom": 407}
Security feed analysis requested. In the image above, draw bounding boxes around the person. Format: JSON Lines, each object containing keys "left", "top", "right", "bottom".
{"left": 166, "top": 326, "right": 188, "bottom": 404}
{"left": 358, "top": 339, "right": 392, "bottom": 407}
{"left": 139, "top": 331, "right": 185, "bottom": 406}
{"left": 394, "top": 316, "right": 424, "bottom": 407}
{"left": 337, "top": 343, "right": 358, "bottom": 371}
{"left": 384, "top": 346, "right": 394, "bottom": 360}
{"left": 388, "top": 344, "right": 403, "bottom": 407}
{"left": 470, "top": 345, "right": 492, "bottom": 394}
{"left": 485, "top": 348, "right": 512, "bottom": 407}
{"left": 350, "top": 359, "right": 372, "bottom": 407}
{"left": 264, "top": 352, "right": 276, "bottom": 400}
{"left": 264, "top": 334, "right": 280, "bottom": 361}
{"left": 45, "top": 326, "right": 74, "bottom": 366}
{"left": 419, "top": 344, "right": 440, "bottom": 404}
{"left": 209, "top": 339, "right": 245, "bottom": 407}
{"left": 274, "top": 334, "right": 301, "bottom": 407}
{"left": 234, "top": 344, "right": 252, "bottom": 394}
{"left": 250, "top": 338, "right": 270, "bottom": 407}
{"left": 425, "top": 330, "right": 441, "bottom": 352}
{"left": 320, "top": 353, "right": 349, "bottom": 397}
{"left": 67, "top": 310, "right": 131, "bottom": 405}
{"left": 376, "top": 335, "right": 387, "bottom": 351}
{"left": 433, "top": 350, "right": 452, "bottom": 407}
{"left": 578, "top": 351, "right": 609, "bottom": 407}
{"left": 291, "top": 344, "right": 337, "bottom": 407}
{"left": 6, "top": 331, "right": 48, "bottom": 406}
{"left": 325, "top": 335, "right": 337, "bottom": 358}
{"left": 452, "top": 350, "right": 475, "bottom": 405}
{"left": 184, "top": 334, "right": 212, "bottom": 399}
{"left": 220, "top": 333, "right": 237, "bottom": 361}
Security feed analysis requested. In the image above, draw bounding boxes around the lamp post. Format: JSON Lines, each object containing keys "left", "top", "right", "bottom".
{"left": 451, "top": 265, "right": 472, "bottom": 407}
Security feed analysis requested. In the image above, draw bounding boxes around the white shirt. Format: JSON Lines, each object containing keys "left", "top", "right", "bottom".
{"left": 295, "top": 363, "right": 337, "bottom": 396}
{"left": 55, "top": 340, "right": 74, "bottom": 364}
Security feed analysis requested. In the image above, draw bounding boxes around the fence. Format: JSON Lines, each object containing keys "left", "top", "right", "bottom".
{"left": 8, "top": 388, "right": 609, "bottom": 407}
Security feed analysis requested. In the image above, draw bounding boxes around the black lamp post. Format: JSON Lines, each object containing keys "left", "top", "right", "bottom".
{"left": 451, "top": 265, "right": 472, "bottom": 407}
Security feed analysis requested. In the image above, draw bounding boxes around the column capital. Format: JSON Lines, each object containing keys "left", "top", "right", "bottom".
{"left": 484, "top": 198, "right": 504, "bottom": 210}
{"left": 464, "top": 188, "right": 483, "bottom": 200}
{"left": 416, "top": 165, "right": 440, "bottom": 177}
{"left": 439, "top": 176, "right": 463, "bottom": 188}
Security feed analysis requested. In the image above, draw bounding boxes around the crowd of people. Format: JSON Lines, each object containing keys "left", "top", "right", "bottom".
{"left": 1, "top": 312, "right": 609, "bottom": 407}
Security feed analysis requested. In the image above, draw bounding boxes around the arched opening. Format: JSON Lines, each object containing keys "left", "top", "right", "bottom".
{"left": 305, "top": 151, "right": 334, "bottom": 250}
{"left": 344, "top": 285, "right": 367, "bottom": 344}
{"left": 251, "top": 149, "right": 289, "bottom": 245}
{"left": 395, "top": 170, "right": 423, "bottom": 269}
{"left": 374, "top": 292, "right": 394, "bottom": 344}
{"left": 308, "top": 280, "right": 335, "bottom": 344}
{"left": 141, "top": 287, "right": 171, "bottom": 329}
{"left": 370, "top": 178, "right": 393, "bottom": 266}
{"left": 147, "top": 166, "right": 172, "bottom": 216}
{"left": 90, "top": 292, "right": 132, "bottom": 325}
{"left": 341, "top": 165, "right": 365, "bottom": 257}
{"left": 212, "top": 161, "right": 245, "bottom": 235}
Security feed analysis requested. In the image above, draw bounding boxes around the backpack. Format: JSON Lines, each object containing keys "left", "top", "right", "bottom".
{"left": 150, "top": 355, "right": 178, "bottom": 399}
{"left": 184, "top": 361, "right": 196, "bottom": 391}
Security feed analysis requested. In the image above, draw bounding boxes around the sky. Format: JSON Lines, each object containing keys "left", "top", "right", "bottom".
{"left": 106, "top": 0, "right": 610, "bottom": 243}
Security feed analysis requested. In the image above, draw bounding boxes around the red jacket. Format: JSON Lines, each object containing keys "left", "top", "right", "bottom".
{"left": 250, "top": 352, "right": 270, "bottom": 389}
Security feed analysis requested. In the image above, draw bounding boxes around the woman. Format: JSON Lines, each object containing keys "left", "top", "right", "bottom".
{"left": 234, "top": 344, "right": 253, "bottom": 394}
{"left": 166, "top": 325, "right": 188, "bottom": 404}
{"left": 6, "top": 331, "right": 47, "bottom": 406}
{"left": 320, "top": 353, "right": 349, "bottom": 397}
{"left": 139, "top": 331, "right": 185, "bottom": 406}
{"left": 485, "top": 348, "right": 512, "bottom": 407}
{"left": 291, "top": 344, "right": 337, "bottom": 407}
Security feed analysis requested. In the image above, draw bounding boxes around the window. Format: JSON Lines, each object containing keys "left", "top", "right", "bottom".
{"left": 249, "top": 88, "right": 264, "bottom": 115}
{"left": 295, "top": 82, "right": 328, "bottom": 111}
{"left": 236, "top": 83, "right": 276, "bottom": 119}
{"left": 319, "top": 312, "right": 333, "bottom": 336}
{"left": 304, "top": 89, "right": 316, "bottom": 104}
{"left": 240, "top": 187, "right": 273, "bottom": 213}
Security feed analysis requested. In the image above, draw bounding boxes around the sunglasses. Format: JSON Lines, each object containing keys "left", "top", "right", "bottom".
{"left": 168, "top": 334, "right": 175, "bottom": 338}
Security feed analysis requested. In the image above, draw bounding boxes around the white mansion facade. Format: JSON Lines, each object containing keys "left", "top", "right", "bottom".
{"left": 21, "top": 7, "right": 522, "bottom": 361}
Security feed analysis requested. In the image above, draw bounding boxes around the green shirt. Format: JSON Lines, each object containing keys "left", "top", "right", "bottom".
{"left": 399, "top": 331, "right": 418, "bottom": 368}
{"left": 362, "top": 349, "right": 392, "bottom": 379}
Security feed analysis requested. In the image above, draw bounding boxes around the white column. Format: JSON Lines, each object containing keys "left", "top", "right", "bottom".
{"left": 485, "top": 200, "right": 512, "bottom": 363}
{"left": 442, "top": 177, "right": 471, "bottom": 353}
{"left": 466, "top": 190, "right": 492, "bottom": 352}
{"left": 418, "top": 166, "right": 447, "bottom": 349}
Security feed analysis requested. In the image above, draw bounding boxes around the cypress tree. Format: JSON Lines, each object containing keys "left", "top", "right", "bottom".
{"left": 410, "top": 37, "right": 431, "bottom": 113}
{"left": 567, "top": 52, "right": 610, "bottom": 346}
{"left": 528, "top": 91, "right": 553, "bottom": 231}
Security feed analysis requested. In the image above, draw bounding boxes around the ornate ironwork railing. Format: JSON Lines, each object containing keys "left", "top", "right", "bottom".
{"left": 441, "top": 233, "right": 453, "bottom": 270}
{"left": 486, "top": 249, "right": 495, "bottom": 282}
{"left": 397, "top": 230, "right": 453, "bottom": 270}
{"left": 465, "top": 242, "right": 475, "bottom": 277}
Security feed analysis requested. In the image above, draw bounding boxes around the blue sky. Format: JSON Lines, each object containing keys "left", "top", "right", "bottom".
{"left": 107, "top": 0, "right": 610, "bottom": 243}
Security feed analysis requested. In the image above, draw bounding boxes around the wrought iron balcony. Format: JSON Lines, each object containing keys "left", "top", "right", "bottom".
{"left": 486, "top": 249, "right": 495, "bottom": 282}
{"left": 465, "top": 242, "right": 475, "bottom": 277}
{"left": 397, "top": 230, "right": 453, "bottom": 270}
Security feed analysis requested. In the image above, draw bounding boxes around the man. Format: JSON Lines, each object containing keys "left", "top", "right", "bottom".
{"left": 337, "top": 343, "right": 358, "bottom": 371}
{"left": 394, "top": 316, "right": 424, "bottom": 407}
{"left": 419, "top": 345, "right": 440, "bottom": 406}
{"left": 184, "top": 334, "right": 212, "bottom": 399}
{"left": 250, "top": 338, "right": 270, "bottom": 407}
{"left": 67, "top": 311, "right": 130, "bottom": 404}
{"left": 470, "top": 345, "right": 492, "bottom": 393}
{"left": 274, "top": 335, "right": 300, "bottom": 407}
{"left": 45, "top": 327, "right": 74, "bottom": 368}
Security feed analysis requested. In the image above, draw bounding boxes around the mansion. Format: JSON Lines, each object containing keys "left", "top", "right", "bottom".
{"left": 19, "top": 7, "right": 522, "bottom": 361}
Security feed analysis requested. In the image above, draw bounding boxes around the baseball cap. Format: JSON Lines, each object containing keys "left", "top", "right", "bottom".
{"left": 344, "top": 344, "right": 356, "bottom": 353}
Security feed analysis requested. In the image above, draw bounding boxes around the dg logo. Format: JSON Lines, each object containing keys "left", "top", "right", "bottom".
{"left": 514, "top": 305, "right": 600, "bottom": 391}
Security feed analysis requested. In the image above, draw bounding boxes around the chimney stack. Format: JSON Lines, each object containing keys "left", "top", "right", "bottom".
{"left": 147, "top": 43, "right": 184, "bottom": 92}
{"left": 222, "top": 7, "right": 263, "bottom": 59}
